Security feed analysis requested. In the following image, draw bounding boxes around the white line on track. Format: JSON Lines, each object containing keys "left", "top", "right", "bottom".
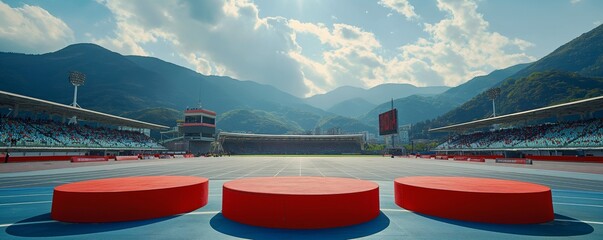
{"left": 0, "top": 201, "right": 51, "bottom": 206}
{"left": 553, "top": 189, "right": 603, "bottom": 195}
{"left": 321, "top": 161, "right": 359, "bottom": 179}
{"left": 51, "top": 181, "right": 72, "bottom": 184}
{"left": 0, "top": 194, "right": 52, "bottom": 198}
{"left": 1, "top": 208, "right": 601, "bottom": 229}
{"left": 310, "top": 159, "right": 326, "bottom": 177}
{"left": 377, "top": 199, "right": 603, "bottom": 208}
{"left": 555, "top": 219, "right": 603, "bottom": 225}
{"left": 379, "top": 208, "right": 603, "bottom": 225}
{"left": 211, "top": 159, "right": 274, "bottom": 179}
{"left": 236, "top": 160, "right": 281, "bottom": 179}
{"left": 181, "top": 211, "right": 221, "bottom": 216}
{"left": 0, "top": 210, "right": 222, "bottom": 228}
{"left": 554, "top": 195, "right": 603, "bottom": 201}
{"left": 380, "top": 208, "right": 410, "bottom": 212}
{"left": 273, "top": 159, "right": 294, "bottom": 177}
{"left": 554, "top": 202, "right": 603, "bottom": 208}
{"left": 0, "top": 165, "right": 180, "bottom": 188}
{"left": 0, "top": 220, "right": 56, "bottom": 228}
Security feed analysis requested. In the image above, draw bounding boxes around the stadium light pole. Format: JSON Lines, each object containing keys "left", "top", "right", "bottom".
{"left": 391, "top": 98, "right": 395, "bottom": 150}
{"left": 486, "top": 88, "right": 501, "bottom": 117}
{"left": 68, "top": 71, "right": 86, "bottom": 124}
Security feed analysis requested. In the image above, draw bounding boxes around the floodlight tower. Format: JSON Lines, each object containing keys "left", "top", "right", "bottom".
{"left": 69, "top": 71, "right": 86, "bottom": 108}
{"left": 486, "top": 87, "right": 501, "bottom": 117}
{"left": 68, "top": 71, "right": 86, "bottom": 124}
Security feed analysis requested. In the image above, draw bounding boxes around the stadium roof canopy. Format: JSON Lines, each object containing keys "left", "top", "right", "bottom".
{"left": 429, "top": 95, "right": 603, "bottom": 133}
{"left": 0, "top": 90, "right": 169, "bottom": 130}
{"left": 219, "top": 132, "right": 364, "bottom": 141}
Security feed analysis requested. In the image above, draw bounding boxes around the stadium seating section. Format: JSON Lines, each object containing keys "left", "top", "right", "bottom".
{"left": 223, "top": 139, "right": 362, "bottom": 154}
{"left": 436, "top": 118, "right": 603, "bottom": 150}
{"left": 0, "top": 117, "right": 163, "bottom": 149}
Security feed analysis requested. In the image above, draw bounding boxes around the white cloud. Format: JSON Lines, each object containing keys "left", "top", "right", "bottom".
{"left": 379, "top": 0, "right": 419, "bottom": 20}
{"left": 0, "top": 1, "right": 74, "bottom": 53}
{"left": 391, "top": 0, "right": 536, "bottom": 86}
{"left": 288, "top": 0, "right": 534, "bottom": 93}
{"left": 289, "top": 20, "right": 387, "bottom": 95}
{"left": 94, "top": 0, "right": 534, "bottom": 97}
{"left": 96, "top": 0, "right": 307, "bottom": 97}
{"left": 181, "top": 52, "right": 212, "bottom": 75}
{"left": 570, "top": 0, "right": 582, "bottom": 5}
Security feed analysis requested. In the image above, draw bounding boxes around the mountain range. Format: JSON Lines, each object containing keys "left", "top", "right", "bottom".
{"left": 357, "top": 63, "right": 529, "bottom": 128}
{"left": 412, "top": 24, "right": 603, "bottom": 139}
{"left": 1, "top": 23, "right": 602, "bottom": 138}
{"left": 0, "top": 43, "right": 327, "bottom": 132}
{"left": 0, "top": 43, "right": 436, "bottom": 134}
{"left": 305, "top": 84, "right": 449, "bottom": 112}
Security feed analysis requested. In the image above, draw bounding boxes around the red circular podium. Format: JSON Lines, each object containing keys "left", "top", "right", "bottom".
{"left": 394, "top": 176, "right": 554, "bottom": 224}
{"left": 51, "top": 176, "right": 209, "bottom": 223}
{"left": 222, "top": 177, "right": 380, "bottom": 229}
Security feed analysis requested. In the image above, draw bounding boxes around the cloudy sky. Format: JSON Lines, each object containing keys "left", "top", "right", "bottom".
{"left": 1, "top": 0, "right": 602, "bottom": 97}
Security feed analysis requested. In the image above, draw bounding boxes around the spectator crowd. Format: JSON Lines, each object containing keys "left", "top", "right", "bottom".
{"left": 1, "top": 116, "right": 164, "bottom": 149}
{"left": 436, "top": 118, "right": 603, "bottom": 150}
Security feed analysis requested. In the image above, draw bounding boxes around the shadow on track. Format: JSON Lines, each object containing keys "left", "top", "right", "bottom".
{"left": 210, "top": 211, "right": 390, "bottom": 240}
{"left": 419, "top": 213, "right": 594, "bottom": 237}
{"left": 6, "top": 213, "right": 176, "bottom": 237}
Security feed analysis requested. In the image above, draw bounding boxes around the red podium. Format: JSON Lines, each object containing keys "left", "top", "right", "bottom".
{"left": 394, "top": 176, "right": 554, "bottom": 224}
{"left": 51, "top": 176, "right": 209, "bottom": 223}
{"left": 222, "top": 176, "right": 380, "bottom": 229}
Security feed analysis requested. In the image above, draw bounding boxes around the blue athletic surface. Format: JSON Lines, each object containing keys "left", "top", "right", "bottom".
{"left": 1, "top": 156, "right": 602, "bottom": 239}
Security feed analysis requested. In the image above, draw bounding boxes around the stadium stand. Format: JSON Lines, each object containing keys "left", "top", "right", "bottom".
{"left": 219, "top": 132, "right": 364, "bottom": 155}
{"left": 0, "top": 116, "right": 163, "bottom": 149}
{"left": 436, "top": 118, "right": 603, "bottom": 150}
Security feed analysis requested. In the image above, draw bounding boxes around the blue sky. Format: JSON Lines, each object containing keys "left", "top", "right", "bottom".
{"left": 0, "top": 0, "right": 601, "bottom": 97}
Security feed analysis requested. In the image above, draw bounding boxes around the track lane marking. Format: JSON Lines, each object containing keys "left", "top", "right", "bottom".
{"left": 554, "top": 219, "right": 603, "bottom": 225}
{"left": 1, "top": 208, "right": 602, "bottom": 230}
{"left": 554, "top": 202, "right": 603, "bottom": 208}
{"left": 0, "top": 220, "right": 56, "bottom": 228}
{"left": 0, "top": 201, "right": 51, "bottom": 206}
{"left": 380, "top": 208, "right": 410, "bottom": 212}
{"left": 181, "top": 211, "right": 220, "bottom": 216}
{"left": 554, "top": 195, "right": 603, "bottom": 201}
{"left": 0, "top": 194, "right": 52, "bottom": 198}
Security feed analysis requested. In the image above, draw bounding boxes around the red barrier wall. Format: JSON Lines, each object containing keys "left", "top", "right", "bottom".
{"left": 6, "top": 155, "right": 75, "bottom": 163}
{"left": 466, "top": 155, "right": 503, "bottom": 159}
{"left": 71, "top": 156, "right": 109, "bottom": 163}
{"left": 141, "top": 155, "right": 156, "bottom": 159}
{"left": 495, "top": 158, "right": 533, "bottom": 164}
{"left": 115, "top": 156, "right": 139, "bottom": 161}
{"left": 441, "top": 154, "right": 603, "bottom": 163}
{"left": 526, "top": 155, "right": 603, "bottom": 163}
{"left": 447, "top": 155, "right": 503, "bottom": 160}
{"left": 467, "top": 158, "right": 485, "bottom": 162}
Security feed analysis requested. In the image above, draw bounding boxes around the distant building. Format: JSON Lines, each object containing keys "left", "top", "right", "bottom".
{"left": 314, "top": 126, "right": 321, "bottom": 135}
{"left": 180, "top": 108, "right": 216, "bottom": 140}
{"left": 326, "top": 127, "right": 342, "bottom": 135}
{"left": 162, "top": 107, "right": 216, "bottom": 154}
{"left": 399, "top": 124, "right": 411, "bottom": 144}
{"left": 361, "top": 131, "right": 369, "bottom": 143}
